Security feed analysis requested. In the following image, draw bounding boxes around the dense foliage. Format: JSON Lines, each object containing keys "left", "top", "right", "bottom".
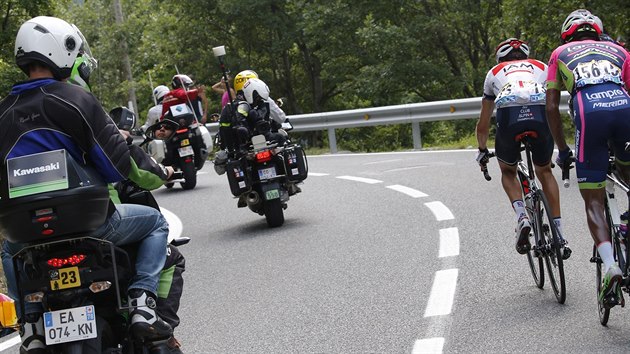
{"left": 1, "top": 0, "right": 628, "bottom": 150}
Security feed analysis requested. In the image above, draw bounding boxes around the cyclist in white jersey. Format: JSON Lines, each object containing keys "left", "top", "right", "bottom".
{"left": 476, "top": 38, "right": 570, "bottom": 258}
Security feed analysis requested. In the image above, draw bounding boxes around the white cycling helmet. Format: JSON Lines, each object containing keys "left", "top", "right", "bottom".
{"left": 495, "top": 38, "right": 530, "bottom": 63}
{"left": 242, "top": 78, "right": 270, "bottom": 105}
{"left": 15, "top": 16, "right": 84, "bottom": 80}
{"left": 172, "top": 74, "right": 193, "bottom": 89}
{"left": 561, "top": 9, "right": 603, "bottom": 43}
{"left": 153, "top": 85, "right": 169, "bottom": 103}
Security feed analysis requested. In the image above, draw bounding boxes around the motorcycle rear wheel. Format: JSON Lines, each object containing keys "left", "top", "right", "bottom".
{"left": 180, "top": 162, "right": 197, "bottom": 190}
{"left": 264, "top": 198, "right": 284, "bottom": 227}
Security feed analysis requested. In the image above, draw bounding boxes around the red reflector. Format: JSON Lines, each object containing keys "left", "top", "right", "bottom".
{"left": 41, "top": 229, "right": 54, "bottom": 236}
{"left": 176, "top": 128, "right": 188, "bottom": 134}
{"left": 256, "top": 151, "right": 272, "bottom": 162}
{"left": 37, "top": 216, "right": 53, "bottom": 223}
{"left": 47, "top": 254, "right": 86, "bottom": 268}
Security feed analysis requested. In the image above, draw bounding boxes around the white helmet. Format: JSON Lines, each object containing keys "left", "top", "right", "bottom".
{"left": 495, "top": 38, "right": 530, "bottom": 63}
{"left": 15, "top": 16, "right": 85, "bottom": 80}
{"left": 172, "top": 74, "right": 193, "bottom": 89}
{"left": 153, "top": 85, "right": 169, "bottom": 103}
{"left": 242, "top": 78, "right": 270, "bottom": 105}
{"left": 561, "top": 9, "right": 603, "bottom": 43}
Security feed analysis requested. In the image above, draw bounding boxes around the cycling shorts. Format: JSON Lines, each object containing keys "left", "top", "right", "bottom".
{"left": 495, "top": 104, "right": 553, "bottom": 166}
{"left": 572, "top": 83, "right": 630, "bottom": 189}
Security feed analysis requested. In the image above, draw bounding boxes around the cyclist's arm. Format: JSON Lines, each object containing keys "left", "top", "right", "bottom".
{"left": 545, "top": 88, "right": 569, "bottom": 151}
{"left": 476, "top": 98, "right": 494, "bottom": 150}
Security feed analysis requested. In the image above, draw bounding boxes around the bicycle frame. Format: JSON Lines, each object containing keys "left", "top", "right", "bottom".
{"left": 603, "top": 157, "right": 630, "bottom": 278}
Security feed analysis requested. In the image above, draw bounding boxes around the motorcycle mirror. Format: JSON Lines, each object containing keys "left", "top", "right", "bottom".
{"left": 281, "top": 120, "right": 293, "bottom": 131}
{"left": 146, "top": 120, "right": 179, "bottom": 141}
{"left": 212, "top": 45, "right": 226, "bottom": 57}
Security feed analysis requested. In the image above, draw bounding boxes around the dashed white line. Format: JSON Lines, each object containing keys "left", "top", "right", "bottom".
{"left": 424, "top": 269, "right": 458, "bottom": 317}
{"left": 412, "top": 337, "right": 445, "bottom": 354}
{"left": 438, "top": 228, "right": 460, "bottom": 258}
{"left": 424, "top": 202, "right": 454, "bottom": 221}
{"left": 386, "top": 185, "right": 428, "bottom": 198}
{"left": 0, "top": 333, "right": 20, "bottom": 352}
{"left": 336, "top": 176, "right": 383, "bottom": 184}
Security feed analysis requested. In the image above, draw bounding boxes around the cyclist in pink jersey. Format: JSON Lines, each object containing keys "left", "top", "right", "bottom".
{"left": 546, "top": 9, "right": 630, "bottom": 305}
{"left": 476, "top": 38, "right": 569, "bottom": 258}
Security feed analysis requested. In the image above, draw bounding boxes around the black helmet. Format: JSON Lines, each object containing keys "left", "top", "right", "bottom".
{"left": 109, "top": 107, "right": 136, "bottom": 131}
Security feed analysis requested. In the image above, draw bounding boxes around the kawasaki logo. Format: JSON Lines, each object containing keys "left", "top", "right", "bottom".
{"left": 13, "top": 162, "right": 60, "bottom": 177}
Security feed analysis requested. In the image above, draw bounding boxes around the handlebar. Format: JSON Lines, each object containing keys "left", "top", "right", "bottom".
{"left": 560, "top": 156, "right": 575, "bottom": 188}
{"left": 480, "top": 152, "right": 496, "bottom": 181}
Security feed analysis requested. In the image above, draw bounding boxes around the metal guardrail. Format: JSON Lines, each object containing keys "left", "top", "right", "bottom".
{"left": 206, "top": 92, "right": 570, "bottom": 153}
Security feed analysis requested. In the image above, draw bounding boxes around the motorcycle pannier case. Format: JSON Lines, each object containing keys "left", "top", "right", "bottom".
{"left": 226, "top": 158, "right": 250, "bottom": 196}
{"left": 283, "top": 145, "right": 308, "bottom": 182}
{"left": 0, "top": 150, "right": 111, "bottom": 243}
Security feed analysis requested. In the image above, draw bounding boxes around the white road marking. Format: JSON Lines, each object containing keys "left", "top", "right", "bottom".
{"left": 386, "top": 185, "right": 428, "bottom": 198}
{"left": 424, "top": 202, "right": 454, "bottom": 221}
{"left": 336, "top": 176, "right": 383, "bottom": 184}
{"left": 308, "top": 172, "right": 330, "bottom": 176}
{"left": 0, "top": 333, "right": 20, "bottom": 352}
{"left": 412, "top": 337, "right": 445, "bottom": 354}
{"left": 384, "top": 166, "right": 429, "bottom": 173}
{"left": 363, "top": 158, "right": 403, "bottom": 165}
{"left": 424, "top": 269, "right": 458, "bottom": 317}
{"left": 160, "top": 207, "right": 184, "bottom": 243}
{"left": 439, "top": 228, "right": 460, "bottom": 258}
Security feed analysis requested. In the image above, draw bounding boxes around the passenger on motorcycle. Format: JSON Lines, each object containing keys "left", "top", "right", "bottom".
{"left": 475, "top": 37, "right": 570, "bottom": 257}
{"left": 141, "top": 85, "right": 170, "bottom": 133}
{"left": 0, "top": 16, "right": 173, "bottom": 352}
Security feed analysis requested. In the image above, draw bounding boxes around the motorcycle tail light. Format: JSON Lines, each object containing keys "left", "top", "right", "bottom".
{"left": 25, "top": 292, "right": 44, "bottom": 303}
{"left": 89, "top": 281, "right": 112, "bottom": 293}
{"left": 256, "top": 150, "right": 272, "bottom": 162}
{"left": 47, "top": 254, "right": 87, "bottom": 268}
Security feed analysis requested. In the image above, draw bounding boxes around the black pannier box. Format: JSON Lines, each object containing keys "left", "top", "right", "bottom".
{"left": 283, "top": 145, "right": 308, "bottom": 182}
{"left": 226, "top": 158, "right": 251, "bottom": 196}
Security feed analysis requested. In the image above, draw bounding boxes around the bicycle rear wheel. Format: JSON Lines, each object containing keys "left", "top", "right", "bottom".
{"left": 594, "top": 245, "right": 610, "bottom": 325}
{"left": 538, "top": 190, "right": 566, "bottom": 303}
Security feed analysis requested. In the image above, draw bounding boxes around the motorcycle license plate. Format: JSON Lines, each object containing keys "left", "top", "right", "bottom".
{"left": 44, "top": 305, "right": 97, "bottom": 345}
{"left": 180, "top": 139, "right": 190, "bottom": 146}
{"left": 178, "top": 146, "right": 194, "bottom": 157}
{"left": 258, "top": 167, "right": 277, "bottom": 180}
{"left": 265, "top": 189, "right": 280, "bottom": 200}
{"left": 50, "top": 266, "right": 81, "bottom": 291}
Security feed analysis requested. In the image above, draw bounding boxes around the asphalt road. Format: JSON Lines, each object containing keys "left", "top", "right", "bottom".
{"left": 2, "top": 149, "right": 629, "bottom": 353}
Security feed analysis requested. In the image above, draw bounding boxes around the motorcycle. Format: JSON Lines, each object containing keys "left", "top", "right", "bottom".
{"left": 143, "top": 103, "right": 212, "bottom": 190}
{"left": 0, "top": 110, "right": 189, "bottom": 353}
{"left": 224, "top": 125, "right": 308, "bottom": 227}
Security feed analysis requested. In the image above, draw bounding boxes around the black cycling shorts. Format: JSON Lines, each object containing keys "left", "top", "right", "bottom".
{"left": 495, "top": 104, "right": 553, "bottom": 166}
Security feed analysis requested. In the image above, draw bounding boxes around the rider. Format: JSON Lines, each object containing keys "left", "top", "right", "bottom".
{"left": 0, "top": 16, "right": 172, "bottom": 351}
{"left": 546, "top": 9, "right": 630, "bottom": 305}
{"left": 476, "top": 38, "right": 570, "bottom": 258}
{"left": 141, "top": 84, "right": 170, "bottom": 132}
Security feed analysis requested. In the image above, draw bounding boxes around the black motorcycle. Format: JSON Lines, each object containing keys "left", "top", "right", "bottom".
{"left": 225, "top": 132, "right": 308, "bottom": 227}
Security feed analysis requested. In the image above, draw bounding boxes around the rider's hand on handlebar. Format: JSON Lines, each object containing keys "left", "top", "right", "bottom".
{"left": 475, "top": 147, "right": 491, "bottom": 167}
{"left": 555, "top": 148, "right": 574, "bottom": 169}
{"left": 165, "top": 166, "right": 175, "bottom": 180}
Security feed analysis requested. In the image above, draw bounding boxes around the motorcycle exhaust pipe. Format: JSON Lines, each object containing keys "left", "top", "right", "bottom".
{"left": 246, "top": 191, "right": 261, "bottom": 206}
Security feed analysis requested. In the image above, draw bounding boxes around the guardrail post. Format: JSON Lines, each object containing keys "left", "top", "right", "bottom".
{"left": 328, "top": 128, "right": 338, "bottom": 154}
{"left": 412, "top": 122, "right": 422, "bottom": 150}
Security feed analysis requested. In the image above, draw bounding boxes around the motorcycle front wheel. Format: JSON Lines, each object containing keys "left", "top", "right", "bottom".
{"left": 264, "top": 198, "right": 284, "bottom": 227}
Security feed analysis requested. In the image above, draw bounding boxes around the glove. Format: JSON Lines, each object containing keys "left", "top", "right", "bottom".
{"left": 475, "top": 148, "right": 490, "bottom": 166}
{"left": 555, "top": 148, "right": 573, "bottom": 168}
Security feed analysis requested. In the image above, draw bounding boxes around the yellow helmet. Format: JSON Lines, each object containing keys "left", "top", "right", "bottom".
{"left": 233, "top": 70, "right": 258, "bottom": 92}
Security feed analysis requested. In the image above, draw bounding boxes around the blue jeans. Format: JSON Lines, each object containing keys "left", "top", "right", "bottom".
{"left": 2, "top": 203, "right": 169, "bottom": 316}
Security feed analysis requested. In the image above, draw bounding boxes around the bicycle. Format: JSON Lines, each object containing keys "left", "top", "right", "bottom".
{"left": 566, "top": 152, "right": 630, "bottom": 325}
{"left": 481, "top": 131, "right": 567, "bottom": 303}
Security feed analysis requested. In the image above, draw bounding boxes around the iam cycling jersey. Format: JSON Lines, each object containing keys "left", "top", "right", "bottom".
{"left": 483, "top": 59, "right": 547, "bottom": 108}
{"left": 547, "top": 40, "right": 630, "bottom": 188}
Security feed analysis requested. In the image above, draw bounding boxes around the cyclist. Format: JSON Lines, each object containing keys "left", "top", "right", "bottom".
{"left": 546, "top": 9, "right": 630, "bottom": 305}
{"left": 476, "top": 38, "right": 570, "bottom": 258}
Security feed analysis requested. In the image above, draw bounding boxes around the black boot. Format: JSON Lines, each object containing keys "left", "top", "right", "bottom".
{"left": 128, "top": 289, "right": 172, "bottom": 340}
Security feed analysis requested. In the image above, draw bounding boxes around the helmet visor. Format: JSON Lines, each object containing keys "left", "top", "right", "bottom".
{"left": 72, "top": 25, "right": 98, "bottom": 72}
